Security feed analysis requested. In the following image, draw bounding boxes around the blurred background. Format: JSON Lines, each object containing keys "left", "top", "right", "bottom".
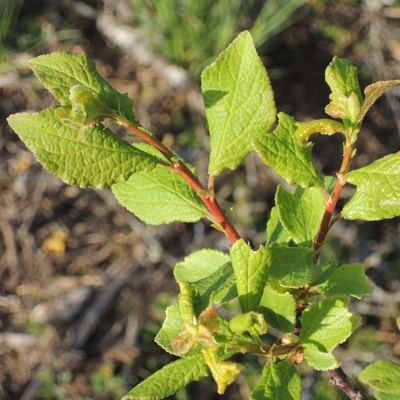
{"left": 1, "top": 0, "right": 400, "bottom": 399}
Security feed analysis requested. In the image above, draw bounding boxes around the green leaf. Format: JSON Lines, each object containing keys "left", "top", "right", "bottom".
{"left": 7, "top": 108, "right": 157, "bottom": 188}
{"left": 174, "top": 249, "right": 230, "bottom": 282}
{"left": 299, "top": 296, "right": 361, "bottom": 370}
{"left": 359, "top": 360, "right": 400, "bottom": 396}
{"left": 252, "top": 113, "right": 324, "bottom": 188}
{"left": 189, "top": 262, "right": 237, "bottom": 315}
{"left": 376, "top": 394, "right": 400, "bottom": 400}
{"left": 266, "top": 206, "right": 291, "bottom": 245}
{"left": 325, "top": 56, "right": 362, "bottom": 104}
{"left": 358, "top": 80, "right": 400, "bottom": 123}
{"left": 201, "top": 30, "right": 276, "bottom": 176}
{"left": 346, "top": 152, "right": 400, "bottom": 201}
{"left": 268, "top": 243, "right": 320, "bottom": 288}
{"left": 318, "top": 264, "right": 373, "bottom": 299}
{"left": 122, "top": 354, "right": 209, "bottom": 400}
{"left": 275, "top": 186, "right": 325, "bottom": 246}
{"left": 174, "top": 250, "right": 235, "bottom": 315}
{"left": 311, "top": 260, "right": 338, "bottom": 286}
{"left": 258, "top": 287, "right": 296, "bottom": 334}
{"left": 342, "top": 152, "right": 400, "bottom": 220}
{"left": 112, "top": 144, "right": 209, "bottom": 224}
{"left": 230, "top": 240, "right": 270, "bottom": 312}
{"left": 250, "top": 361, "right": 301, "bottom": 400}
{"left": 302, "top": 349, "right": 340, "bottom": 370}
{"left": 29, "top": 52, "right": 136, "bottom": 121}
{"left": 324, "top": 57, "right": 363, "bottom": 124}
{"left": 342, "top": 192, "right": 400, "bottom": 221}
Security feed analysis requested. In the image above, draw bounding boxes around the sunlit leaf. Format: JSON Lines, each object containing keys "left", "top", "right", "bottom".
{"left": 202, "top": 31, "right": 276, "bottom": 176}
{"left": 7, "top": 108, "right": 157, "bottom": 188}
{"left": 252, "top": 113, "right": 324, "bottom": 188}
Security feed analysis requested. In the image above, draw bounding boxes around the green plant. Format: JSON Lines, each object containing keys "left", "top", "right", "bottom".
{"left": 0, "top": 0, "right": 23, "bottom": 57}
{"left": 7, "top": 31, "right": 400, "bottom": 399}
{"left": 128, "top": 0, "right": 307, "bottom": 77}
{"left": 35, "top": 368, "right": 73, "bottom": 400}
{"left": 90, "top": 363, "right": 127, "bottom": 398}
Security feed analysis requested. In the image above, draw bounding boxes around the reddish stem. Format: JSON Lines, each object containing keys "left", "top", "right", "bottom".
{"left": 115, "top": 116, "right": 241, "bottom": 244}
{"left": 313, "top": 140, "right": 354, "bottom": 260}
{"left": 312, "top": 139, "right": 368, "bottom": 400}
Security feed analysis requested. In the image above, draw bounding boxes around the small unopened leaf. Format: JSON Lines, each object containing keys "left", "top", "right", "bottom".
{"left": 112, "top": 145, "right": 209, "bottom": 225}
{"left": 325, "top": 56, "right": 362, "bottom": 102}
{"left": 324, "top": 56, "right": 363, "bottom": 124}
{"left": 300, "top": 296, "right": 360, "bottom": 370}
{"left": 230, "top": 240, "right": 270, "bottom": 312}
{"left": 359, "top": 360, "right": 400, "bottom": 396}
{"left": 342, "top": 152, "right": 400, "bottom": 220}
{"left": 228, "top": 312, "right": 267, "bottom": 337}
{"left": 29, "top": 52, "right": 136, "bottom": 120}
{"left": 252, "top": 113, "right": 324, "bottom": 188}
{"left": 7, "top": 108, "right": 157, "bottom": 188}
{"left": 259, "top": 287, "right": 296, "bottom": 333}
{"left": 275, "top": 186, "right": 325, "bottom": 246}
{"left": 68, "top": 85, "right": 114, "bottom": 125}
{"left": 122, "top": 354, "right": 209, "bottom": 400}
{"left": 318, "top": 264, "right": 373, "bottom": 299}
{"left": 250, "top": 361, "right": 301, "bottom": 400}
{"left": 202, "top": 31, "right": 276, "bottom": 176}
{"left": 177, "top": 281, "right": 197, "bottom": 325}
{"left": 295, "top": 119, "right": 347, "bottom": 143}
{"left": 325, "top": 92, "right": 361, "bottom": 124}
{"left": 268, "top": 243, "right": 320, "bottom": 288}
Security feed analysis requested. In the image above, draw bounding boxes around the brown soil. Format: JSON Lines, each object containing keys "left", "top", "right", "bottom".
{"left": 1, "top": 1, "right": 400, "bottom": 399}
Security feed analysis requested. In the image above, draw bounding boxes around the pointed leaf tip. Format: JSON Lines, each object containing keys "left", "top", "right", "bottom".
{"left": 202, "top": 31, "right": 276, "bottom": 176}
{"left": 7, "top": 108, "right": 157, "bottom": 188}
{"left": 123, "top": 355, "right": 209, "bottom": 399}
{"left": 230, "top": 240, "right": 270, "bottom": 312}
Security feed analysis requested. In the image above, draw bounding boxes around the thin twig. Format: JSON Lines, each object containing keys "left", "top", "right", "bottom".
{"left": 313, "top": 139, "right": 354, "bottom": 259}
{"left": 328, "top": 368, "right": 365, "bottom": 400}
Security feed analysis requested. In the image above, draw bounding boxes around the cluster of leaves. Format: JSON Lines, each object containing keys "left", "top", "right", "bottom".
{"left": 7, "top": 31, "right": 400, "bottom": 399}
